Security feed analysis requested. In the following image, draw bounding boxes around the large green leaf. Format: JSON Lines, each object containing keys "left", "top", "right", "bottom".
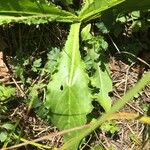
{"left": 78, "top": 0, "right": 124, "bottom": 22}
{"left": 0, "top": 0, "right": 77, "bottom": 24}
{"left": 45, "top": 23, "right": 92, "bottom": 142}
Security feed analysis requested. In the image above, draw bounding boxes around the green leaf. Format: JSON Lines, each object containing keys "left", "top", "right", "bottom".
{"left": 89, "top": 37, "right": 112, "bottom": 112}
{"left": 0, "top": 85, "right": 15, "bottom": 101}
{"left": 45, "top": 23, "right": 92, "bottom": 147}
{"left": 14, "top": 65, "right": 24, "bottom": 79}
{"left": 96, "top": 22, "right": 109, "bottom": 34}
{"left": 0, "top": 132, "right": 7, "bottom": 142}
{"left": 32, "top": 58, "right": 42, "bottom": 72}
{"left": 91, "top": 63, "right": 112, "bottom": 112}
{"left": 0, "top": 0, "right": 77, "bottom": 25}
{"left": 100, "top": 120, "right": 119, "bottom": 134}
{"left": 27, "top": 85, "right": 39, "bottom": 111}
{"left": 81, "top": 25, "right": 112, "bottom": 112}
{"left": 2, "top": 123, "right": 15, "bottom": 130}
{"left": 33, "top": 58, "right": 42, "bottom": 68}
{"left": 46, "top": 47, "right": 60, "bottom": 73}
{"left": 79, "top": 0, "right": 124, "bottom": 22}
{"left": 81, "top": 24, "right": 92, "bottom": 41}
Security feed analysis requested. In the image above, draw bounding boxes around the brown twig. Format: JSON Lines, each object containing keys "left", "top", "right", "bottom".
{"left": 10, "top": 76, "right": 26, "bottom": 97}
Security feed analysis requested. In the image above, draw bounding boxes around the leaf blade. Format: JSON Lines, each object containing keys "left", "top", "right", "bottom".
{"left": 79, "top": 0, "right": 124, "bottom": 22}
{"left": 45, "top": 23, "right": 92, "bottom": 142}
{"left": 0, "top": 0, "right": 77, "bottom": 24}
{"left": 92, "top": 63, "right": 112, "bottom": 112}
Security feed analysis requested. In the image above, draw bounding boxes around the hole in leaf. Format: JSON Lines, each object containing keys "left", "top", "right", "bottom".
{"left": 60, "top": 85, "right": 63, "bottom": 91}
{"left": 87, "top": 101, "right": 105, "bottom": 121}
{"left": 88, "top": 82, "right": 100, "bottom": 94}
{"left": 108, "top": 91, "right": 113, "bottom": 97}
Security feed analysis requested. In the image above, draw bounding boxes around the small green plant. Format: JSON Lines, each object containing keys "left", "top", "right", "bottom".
{"left": 0, "top": 123, "right": 15, "bottom": 143}
{"left": 32, "top": 58, "right": 42, "bottom": 72}
{"left": 101, "top": 120, "right": 119, "bottom": 134}
{"left": 0, "top": 85, "right": 15, "bottom": 102}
